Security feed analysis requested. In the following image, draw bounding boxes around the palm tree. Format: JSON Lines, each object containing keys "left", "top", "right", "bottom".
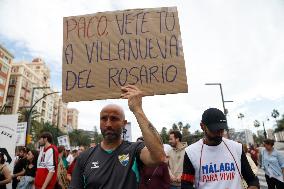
{"left": 178, "top": 121, "right": 183, "bottom": 131}
{"left": 237, "top": 113, "right": 244, "bottom": 120}
{"left": 172, "top": 123, "right": 178, "bottom": 131}
{"left": 18, "top": 108, "right": 40, "bottom": 122}
{"left": 254, "top": 120, "right": 261, "bottom": 128}
{"left": 271, "top": 109, "right": 280, "bottom": 119}
{"left": 271, "top": 109, "right": 280, "bottom": 127}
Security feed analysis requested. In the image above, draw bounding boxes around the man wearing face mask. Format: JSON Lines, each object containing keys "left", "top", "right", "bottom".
{"left": 181, "top": 108, "right": 259, "bottom": 189}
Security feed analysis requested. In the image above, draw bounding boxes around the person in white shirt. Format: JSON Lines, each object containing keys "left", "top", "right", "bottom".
{"left": 181, "top": 108, "right": 259, "bottom": 189}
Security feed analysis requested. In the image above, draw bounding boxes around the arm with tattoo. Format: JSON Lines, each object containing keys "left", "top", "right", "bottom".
{"left": 121, "top": 85, "right": 165, "bottom": 165}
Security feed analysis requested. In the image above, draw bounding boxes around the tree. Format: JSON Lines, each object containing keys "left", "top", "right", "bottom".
{"left": 178, "top": 122, "right": 183, "bottom": 131}
{"left": 40, "top": 122, "right": 65, "bottom": 145}
{"left": 172, "top": 123, "right": 178, "bottom": 131}
{"left": 18, "top": 108, "right": 40, "bottom": 122}
{"left": 271, "top": 109, "right": 280, "bottom": 127}
{"left": 237, "top": 113, "right": 244, "bottom": 120}
{"left": 275, "top": 114, "right": 284, "bottom": 132}
{"left": 69, "top": 129, "right": 91, "bottom": 146}
{"left": 253, "top": 133, "right": 264, "bottom": 145}
{"left": 254, "top": 120, "right": 261, "bottom": 128}
{"left": 187, "top": 130, "right": 204, "bottom": 145}
{"left": 93, "top": 126, "right": 103, "bottom": 144}
{"left": 271, "top": 109, "right": 280, "bottom": 120}
{"left": 160, "top": 127, "right": 169, "bottom": 144}
{"left": 181, "top": 125, "right": 190, "bottom": 144}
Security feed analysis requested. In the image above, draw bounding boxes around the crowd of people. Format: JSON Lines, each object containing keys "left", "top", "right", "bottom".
{"left": 0, "top": 85, "right": 283, "bottom": 189}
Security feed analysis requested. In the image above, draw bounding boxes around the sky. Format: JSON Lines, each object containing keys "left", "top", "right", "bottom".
{"left": 1, "top": 0, "right": 284, "bottom": 141}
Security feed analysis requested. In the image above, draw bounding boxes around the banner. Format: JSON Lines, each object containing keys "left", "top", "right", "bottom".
{"left": 0, "top": 114, "right": 18, "bottom": 189}
{"left": 16, "top": 122, "right": 27, "bottom": 146}
{"left": 57, "top": 135, "right": 71, "bottom": 150}
{"left": 62, "top": 7, "right": 188, "bottom": 102}
{"left": 122, "top": 122, "right": 132, "bottom": 142}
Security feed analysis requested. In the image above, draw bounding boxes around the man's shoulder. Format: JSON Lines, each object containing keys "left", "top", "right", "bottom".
{"left": 79, "top": 146, "right": 98, "bottom": 159}
{"left": 186, "top": 139, "right": 203, "bottom": 151}
{"left": 222, "top": 138, "right": 242, "bottom": 147}
{"left": 120, "top": 141, "right": 145, "bottom": 154}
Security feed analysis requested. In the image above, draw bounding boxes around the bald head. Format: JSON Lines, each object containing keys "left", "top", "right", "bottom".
{"left": 100, "top": 104, "right": 126, "bottom": 143}
{"left": 100, "top": 104, "right": 125, "bottom": 120}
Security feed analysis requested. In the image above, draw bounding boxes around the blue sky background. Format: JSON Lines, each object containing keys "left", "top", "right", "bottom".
{"left": 1, "top": 0, "right": 284, "bottom": 140}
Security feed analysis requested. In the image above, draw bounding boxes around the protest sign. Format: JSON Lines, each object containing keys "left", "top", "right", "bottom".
{"left": 62, "top": 7, "right": 188, "bottom": 102}
{"left": 122, "top": 122, "right": 132, "bottom": 142}
{"left": 57, "top": 135, "right": 71, "bottom": 150}
{"left": 0, "top": 114, "right": 18, "bottom": 189}
{"left": 16, "top": 122, "right": 27, "bottom": 146}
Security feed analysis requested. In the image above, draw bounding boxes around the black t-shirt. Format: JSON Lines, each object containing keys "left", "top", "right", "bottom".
{"left": 13, "top": 158, "right": 28, "bottom": 174}
{"left": 12, "top": 158, "right": 28, "bottom": 188}
{"left": 69, "top": 141, "right": 145, "bottom": 189}
{"left": 25, "top": 163, "right": 37, "bottom": 177}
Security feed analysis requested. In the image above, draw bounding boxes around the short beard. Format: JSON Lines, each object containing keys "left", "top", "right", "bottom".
{"left": 39, "top": 142, "right": 45, "bottom": 147}
{"left": 102, "top": 128, "right": 122, "bottom": 143}
{"left": 204, "top": 130, "right": 222, "bottom": 145}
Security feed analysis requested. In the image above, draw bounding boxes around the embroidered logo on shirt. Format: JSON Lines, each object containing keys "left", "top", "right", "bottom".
{"left": 91, "top": 161, "right": 99, "bottom": 169}
{"left": 118, "top": 154, "right": 129, "bottom": 166}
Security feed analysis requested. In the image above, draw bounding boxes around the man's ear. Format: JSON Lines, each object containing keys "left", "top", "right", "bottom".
{"left": 123, "top": 120, "right": 127, "bottom": 126}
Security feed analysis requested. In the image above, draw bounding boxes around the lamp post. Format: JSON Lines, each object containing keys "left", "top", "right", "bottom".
{"left": 205, "top": 83, "right": 233, "bottom": 138}
{"left": 25, "top": 86, "right": 59, "bottom": 146}
{"left": 262, "top": 118, "right": 270, "bottom": 139}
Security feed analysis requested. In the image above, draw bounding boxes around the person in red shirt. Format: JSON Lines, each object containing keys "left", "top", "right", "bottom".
{"left": 249, "top": 145, "right": 259, "bottom": 166}
{"left": 138, "top": 137, "right": 170, "bottom": 189}
{"left": 34, "top": 132, "right": 58, "bottom": 189}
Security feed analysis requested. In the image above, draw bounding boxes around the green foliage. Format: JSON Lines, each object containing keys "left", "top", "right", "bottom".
{"left": 93, "top": 126, "right": 103, "bottom": 144}
{"left": 40, "top": 122, "right": 65, "bottom": 145}
{"left": 271, "top": 109, "right": 280, "bottom": 119}
{"left": 172, "top": 123, "right": 178, "bottom": 131}
{"left": 187, "top": 130, "right": 204, "bottom": 144}
{"left": 275, "top": 114, "right": 284, "bottom": 132}
{"left": 254, "top": 120, "right": 261, "bottom": 128}
{"left": 253, "top": 133, "right": 264, "bottom": 145}
{"left": 18, "top": 108, "right": 40, "bottom": 122}
{"left": 181, "top": 125, "right": 190, "bottom": 144}
{"left": 237, "top": 113, "right": 244, "bottom": 119}
{"left": 162, "top": 122, "right": 203, "bottom": 145}
{"left": 160, "top": 127, "right": 169, "bottom": 144}
{"left": 69, "top": 129, "right": 92, "bottom": 146}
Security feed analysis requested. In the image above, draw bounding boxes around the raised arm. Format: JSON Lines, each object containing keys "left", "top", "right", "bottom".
{"left": 121, "top": 85, "right": 166, "bottom": 166}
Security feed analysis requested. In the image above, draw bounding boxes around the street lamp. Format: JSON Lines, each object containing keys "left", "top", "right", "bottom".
{"left": 25, "top": 86, "right": 59, "bottom": 146}
{"left": 262, "top": 118, "right": 270, "bottom": 139}
{"left": 205, "top": 83, "right": 233, "bottom": 138}
{"left": 205, "top": 83, "right": 233, "bottom": 115}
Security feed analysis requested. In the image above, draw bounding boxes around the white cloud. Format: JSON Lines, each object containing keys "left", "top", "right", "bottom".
{"left": 1, "top": 0, "right": 284, "bottom": 140}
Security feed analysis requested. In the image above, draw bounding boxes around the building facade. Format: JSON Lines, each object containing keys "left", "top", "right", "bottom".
{"left": 0, "top": 44, "right": 14, "bottom": 109}
{"left": 5, "top": 58, "right": 56, "bottom": 124}
{"left": 266, "top": 129, "right": 275, "bottom": 140}
{"left": 230, "top": 129, "right": 254, "bottom": 145}
{"left": 56, "top": 96, "right": 68, "bottom": 133}
{"left": 67, "top": 108, "right": 79, "bottom": 130}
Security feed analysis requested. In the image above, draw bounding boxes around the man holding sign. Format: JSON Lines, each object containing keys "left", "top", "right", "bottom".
{"left": 69, "top": 85, "right": 166, "bottom": 189}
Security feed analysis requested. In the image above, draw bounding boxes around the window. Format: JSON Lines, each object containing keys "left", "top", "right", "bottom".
{"left": 1, "top": 64, "right": 9, "bottom": 74}
{"left": 6, "top": 97, "right": 13, "bottom": 106}
{"left": 7, "top": 87, "right": 15, "bottom": 95}
{"left": 0, "top": 76, "right": 6, "bottom": 85}
{"left": 0, "top": 89, "right": 4, "bottom": 97}
{"left": 9, "top": 77, "right": 17, "bottom": 85}
{"left": 3, "top": 56, "right": 9, "bottom": 64}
